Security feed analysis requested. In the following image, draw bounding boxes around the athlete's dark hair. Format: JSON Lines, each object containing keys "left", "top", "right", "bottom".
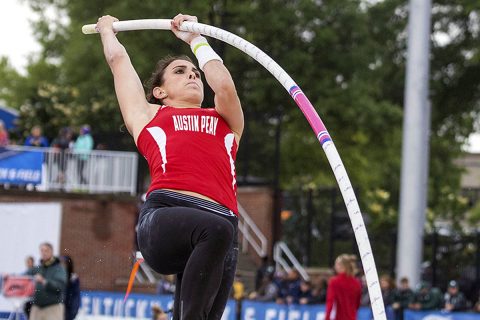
{"left": 144, "top": 55, "right": 195, "bottom": 105}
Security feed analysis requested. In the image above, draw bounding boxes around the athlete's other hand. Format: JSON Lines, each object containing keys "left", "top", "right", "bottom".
{"left": 171, "top": 13, "right": 201, "bottom": 45}
{"left": 96, "top": 15, "right": 119, "bottom": 35}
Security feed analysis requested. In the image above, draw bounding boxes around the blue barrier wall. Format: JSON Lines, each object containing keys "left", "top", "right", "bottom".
{"left": 3, "top": 291, "right": 480, "bottom": 320}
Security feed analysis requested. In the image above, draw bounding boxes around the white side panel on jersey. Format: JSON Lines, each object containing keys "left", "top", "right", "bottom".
{"left": 147, "top": 127, "right": 167, "bottom": 173}
{"left": 224, "top": 133, "right": 236, "bottom": 189}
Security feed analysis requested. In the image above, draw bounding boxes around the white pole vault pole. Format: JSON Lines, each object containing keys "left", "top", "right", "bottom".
{"left": 83, "top": 19, "right": 387, "bottom": 320}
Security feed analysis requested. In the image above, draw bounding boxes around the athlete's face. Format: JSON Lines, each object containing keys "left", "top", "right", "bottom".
{"left": 159, "top": 59, "right": 204, "bottom": 105}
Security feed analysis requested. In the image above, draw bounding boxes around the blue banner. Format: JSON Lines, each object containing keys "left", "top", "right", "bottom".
{"left": 241, "top": 300, "right": 373, "bottom": 320}
{"left": 79, "top": 291, "right": 236, "bottom": 320}
{"left": 0, "top": 148, "right": 43, "bottom": 184}
{"left": 0, "top": 105, "right": 19, "bottom": 130}
{"left": 405, "top": 310, "right": 480, "bottom": 320}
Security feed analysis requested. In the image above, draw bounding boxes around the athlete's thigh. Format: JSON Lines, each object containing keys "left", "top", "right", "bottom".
{"left": 137, "top": 206, "right": 225, "bottom": 274}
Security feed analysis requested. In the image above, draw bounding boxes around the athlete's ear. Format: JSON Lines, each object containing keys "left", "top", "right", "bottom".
{"left": 153, "top": 87, "right": 168, "bottom": 99}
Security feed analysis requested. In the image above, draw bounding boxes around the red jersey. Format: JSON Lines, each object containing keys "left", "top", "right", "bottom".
{"left": 325, "top": 273, "right": 362, "bottom": 320}
{"left": 137, "top": 106, "right": 238, "bottom": 214}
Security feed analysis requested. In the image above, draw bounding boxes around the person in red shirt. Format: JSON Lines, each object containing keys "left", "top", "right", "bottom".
{"left": 97, "top": 13, "right": 244, "bottom": 320}
{"left": 325, "top": 254, "right": 362, "bottom": 320}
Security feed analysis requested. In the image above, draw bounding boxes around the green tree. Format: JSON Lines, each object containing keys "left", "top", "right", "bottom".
{"left": 1, "top": 0, "right": 479, "bottom": 247}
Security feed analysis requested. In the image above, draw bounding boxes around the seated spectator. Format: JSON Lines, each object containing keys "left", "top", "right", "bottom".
{"left": 298, "top": 280, "right": 313, "bottom": 305}
{"left": 443, "top": 280, "right": 467, "bottom": 312}
{"left": 0, "top": 120, "right": 9, "bottom": 146}
{"left": 284, "top": 269, "right": 302, "bottom": 305}
{"left": 273, "top": 271, "right": 288, "bottom": 304}
{"left": 392, "top": 277, "right": 414, "bottom": 320}
{"left": 248, "top": 272, "right": 279, "bottom": 302}
{"left": 380, "top": 274, "right": 396, "bottom": 308}
{"left": 151, "top": 305, "right": 168, "bottom": 320}
{"left": 255, "top": 255, "right": 274, "bottom": 291}
{"left": 360, "top": 274, "right": 370, "bottom": 306}
{"left": 24, "top": 125, "right": 49, "bottom": 147}
{"left": 156, "top": 275, "right": 175, "bottom": 295}
{"left": 232, "top": 275, "right": 245, "bottom": 300}
{"left": 308, "top": 277, "right": 327, "bottom": 304}
{"left": 408, "top": 281, "right": 443, "bottom": 311}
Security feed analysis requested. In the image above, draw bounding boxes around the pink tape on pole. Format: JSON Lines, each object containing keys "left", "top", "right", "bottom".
{"left": 289, "top": 86, "right": 331, "bottom": 145}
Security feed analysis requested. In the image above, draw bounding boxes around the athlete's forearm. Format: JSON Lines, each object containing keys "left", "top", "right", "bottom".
{"left": 100, "top": 31, "right": 128, "bottom": 67}
{"left": 203, "top": 62, "right": 237, "bottom": 97}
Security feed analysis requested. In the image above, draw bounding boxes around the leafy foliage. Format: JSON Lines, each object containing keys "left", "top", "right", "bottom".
{"left": 0, "top": 0, "right": 479, "bottom": 248}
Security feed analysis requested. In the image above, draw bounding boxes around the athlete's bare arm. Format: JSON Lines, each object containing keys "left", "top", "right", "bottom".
{"left": 204, "top": 62, "right": 244, "bottom": 144}
{"left": 171, "top": 14, "right": 244, "bottom": 144}
{"left": 97, "top": 15, "right": 158, "bottom": 143}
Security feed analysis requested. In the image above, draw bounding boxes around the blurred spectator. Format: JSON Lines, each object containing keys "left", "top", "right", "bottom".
{"left": 473, "top": 290, "right": 480, "bottom": 313}
{"left": 151, "top": 305, "right": 168, "bottom": 320}
{"left": 360, "top": 274, "right": 370, "bottom": 307}
{"left": 298, "top": 280, "right": 313, "bottom": 305}
{"left": 408, "top": 281, "right": 443, "bottom": 311}
{"left": 380, "top": 274, "right": 396, "bottom": 308}
{"left": 73, "top": 125, "right": 94, "bottom": 184}
{"left": 24, "top": 256, "right": 35, "bottom": 274}
{"left": 23, "top": 255, "right": 35, "bottom": 319}
{"left": 0, "top": 120, "right": 9, "bottom": 146}
{"left": 25, "top": 242, "right": 67, "bottom": 320}
{"left": 61, "top": 255, "right": 81, "bottom": 320}
{"left": 255, "top": 255, "right": 274, "bottom": 291}
{"left": 51, "top": 127, "right": 74, "bottom": 150}
{"left": 284, "top": 269, "right": 302, "bottom": 305}
{"left": 156, "top": 274, "right": 175, "bottom": 295}
{"left": 325, "top": 254, "right": 362, "bottom": 320}
{"left": 348, "top": 254, "right": 361, "bottom": 278}
{"left": 392, "top": 277, "right": 414, "bottom": 320}
{"left": 273, "top": 271, "right": 288, "bottom": 304}
{"left": 308, "top": 277, "right": 327, "bottom": 304}
{"left": 232, "top": 275, "right": 245, "bottom": 300}
{"left": 24, "top": 125, "right": 49, "bottom": 147}
{"left": 51, "top": 127, "right": 73, "bottom": 185}
{"left": 443, "top": 280, "right": 467, "bottom": 312}
{"left": 249, "top": 272, "right": 279, "bottom": 302}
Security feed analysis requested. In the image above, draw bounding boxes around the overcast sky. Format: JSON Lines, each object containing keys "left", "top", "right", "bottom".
{"left": 0, "top": 0, "right": 40, "bottom": 72}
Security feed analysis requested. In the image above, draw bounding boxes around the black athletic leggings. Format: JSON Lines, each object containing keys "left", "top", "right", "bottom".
{"left": 137, "top": 190, "right": 238, "bottom": 320}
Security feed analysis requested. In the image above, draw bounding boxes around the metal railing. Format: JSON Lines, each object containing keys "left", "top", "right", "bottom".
{"left": 274, "top": 241, "right": 310, "bottom": 281}
{"left": 1, "top": 145, "right": 138, "bottom": 195}
{"left": 238, "top": 203, "right": 268, "bottom": 257}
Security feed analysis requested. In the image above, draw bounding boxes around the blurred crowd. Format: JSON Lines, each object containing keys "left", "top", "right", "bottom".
{"left": 3, "top": 242, "right": 80, "bottom": 320}
{"left": 234, "top": 254, "right": 478, "bottom": 314}
{"left": 156, "top": 253, "right": 480, "bottom": 319}
{"left": 0, "top": 122, "right": 100, "bottom": 189}
{"left": 0, "top": 121, "right": 94, "bottom": 153}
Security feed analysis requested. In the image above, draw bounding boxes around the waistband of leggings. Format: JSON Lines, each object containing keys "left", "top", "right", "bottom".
{"left": 143, "top": 189, "right": 238, "bottom": 218}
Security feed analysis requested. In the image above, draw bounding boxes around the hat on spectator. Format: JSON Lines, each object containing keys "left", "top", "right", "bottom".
{"left": 448, "top": 280, "right": 458, "bottom": 288}
{"left": 417, "top": 281, "right": 430, "bottom": 290}
{"left": 80, "top": 125, "right": 91, "bottom": 134}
